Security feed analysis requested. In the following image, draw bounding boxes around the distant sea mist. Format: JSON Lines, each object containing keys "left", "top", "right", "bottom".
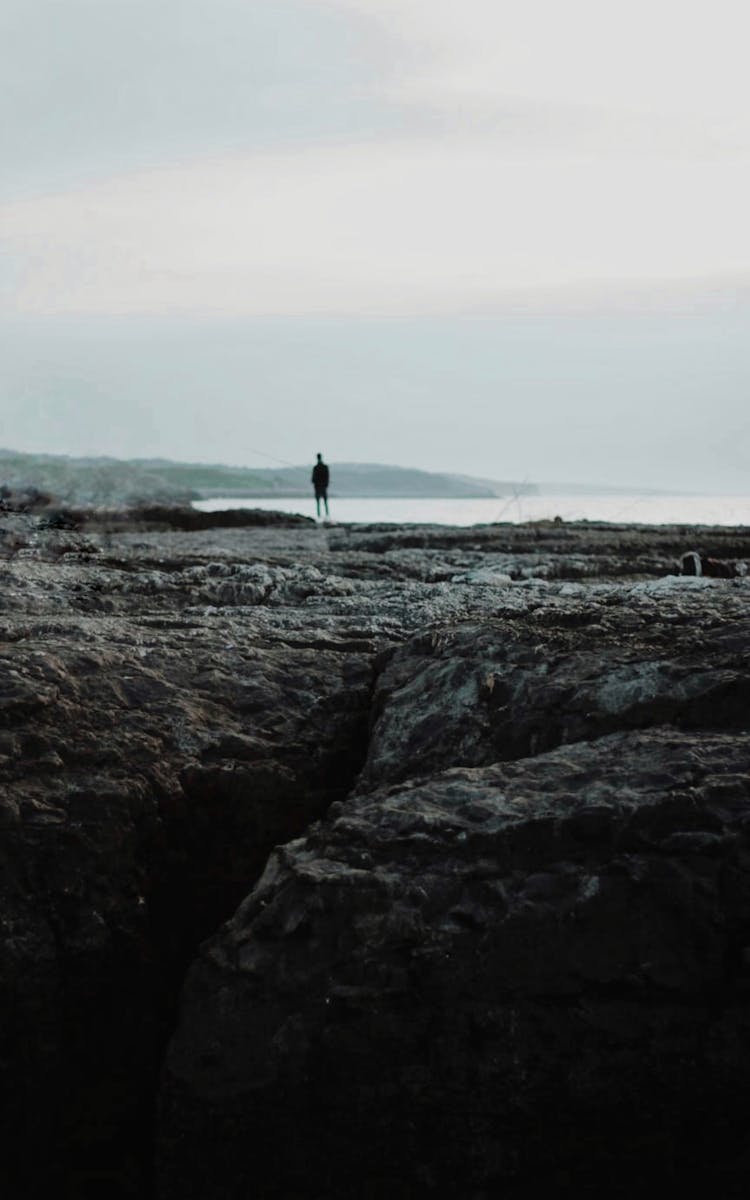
{"left": 193, "top": 494, "right": 750, "bottom": 527}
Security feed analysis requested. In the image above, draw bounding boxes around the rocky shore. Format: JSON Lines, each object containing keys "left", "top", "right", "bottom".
{"left": 1, "top": 503, "right": 749, "bottom": 1197}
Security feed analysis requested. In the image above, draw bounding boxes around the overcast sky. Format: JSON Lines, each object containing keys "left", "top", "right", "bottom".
{"left": 1, "top": 0, "right": 749, "bottom": 488}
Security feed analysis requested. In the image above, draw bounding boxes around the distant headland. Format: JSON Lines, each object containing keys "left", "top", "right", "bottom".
{"left": 0, "top": 448, "right": 674, "bottom": 507}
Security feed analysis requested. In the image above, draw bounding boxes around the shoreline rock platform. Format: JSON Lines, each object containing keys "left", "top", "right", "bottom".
{"left": 1, "top": 504, "right": 749, "bottom": 1197}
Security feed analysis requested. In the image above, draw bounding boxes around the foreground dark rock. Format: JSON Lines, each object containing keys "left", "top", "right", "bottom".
{"left": 160, "top": 729, "right": 750, "bottom": 1198}
{"left": 0, "top": 508, "right": 749, "bottom": 1197}
{"left": 0, "top": 518, "right": 372, "bottom": 1194}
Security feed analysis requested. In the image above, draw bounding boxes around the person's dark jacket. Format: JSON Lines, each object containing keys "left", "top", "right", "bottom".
{"left": 312, "top": 462, "right": 329, "bottom": 490}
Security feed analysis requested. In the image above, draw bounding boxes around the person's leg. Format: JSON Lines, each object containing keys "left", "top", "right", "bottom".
{"left": 324, "top": 492, "right": 329, "bottom": 517}
{"left": 316, "top": 494, "right": 321, "bottom": 518}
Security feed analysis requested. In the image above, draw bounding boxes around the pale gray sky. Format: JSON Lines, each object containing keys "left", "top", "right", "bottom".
{"left": 1, "top": 0, "right": 749, "bottom": 488}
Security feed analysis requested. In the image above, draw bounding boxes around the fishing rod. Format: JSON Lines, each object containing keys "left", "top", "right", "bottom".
{"left": 495, "top": 476, "right": 530, "bottom": 521}
{"left": 242, "top": 445, "right": 301, "bottom": 469}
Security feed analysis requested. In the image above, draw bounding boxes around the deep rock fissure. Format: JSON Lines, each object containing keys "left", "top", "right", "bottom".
{"left": 4, "top": 699, "right": 378, "bottom": 1199}
{"left": 126, "top": 670, "right": 380, "bottom": 1199}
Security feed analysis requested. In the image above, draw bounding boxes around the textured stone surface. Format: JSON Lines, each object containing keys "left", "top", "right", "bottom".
{"left": 0, "top": 516, "right": 377, "bottom": 1193}
{"left": 360, "top": 579, "right": 750, "bottom": 788}
{"left": 160, "top": 730, "right": 750, "bottom": 1198}
{"left": 1, "top": 506, "right": 749, "bottom": 1196}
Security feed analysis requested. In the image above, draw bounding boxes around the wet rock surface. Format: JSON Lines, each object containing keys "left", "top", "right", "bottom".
{"left": 1, "top": 508, "right": 749, "bottom": 1197}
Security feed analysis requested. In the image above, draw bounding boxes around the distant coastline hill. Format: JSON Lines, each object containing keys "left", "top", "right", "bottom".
{"left": 192, "top": 462, "right": 538, "bottom": 500}
{"left": 0, "top": 450, "right": 537, "bottom": 506}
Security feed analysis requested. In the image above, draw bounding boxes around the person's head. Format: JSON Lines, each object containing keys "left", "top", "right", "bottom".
{"left": 316, "top": 452, "right": 323, "bottom": 462}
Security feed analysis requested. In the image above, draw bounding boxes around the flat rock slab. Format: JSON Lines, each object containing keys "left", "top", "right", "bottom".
{"left": 361, "top": 580, "right": 750, "bottom": 787}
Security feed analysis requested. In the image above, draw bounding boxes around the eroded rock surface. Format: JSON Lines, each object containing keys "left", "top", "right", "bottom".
{"left": 160, "top": 730, "right": 750, "bottom": 1198}
{"left": 361, "top": 580, "right": 750, "bottom": 788}
{"left": 1, "top": 507, "right": 749, "bottom": 1197}
{"left": 0, "top": 517, "right": 377, "bottom": 1194}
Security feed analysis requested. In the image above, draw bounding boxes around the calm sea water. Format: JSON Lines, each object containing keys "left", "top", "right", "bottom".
{"left": 193, "top": 494, "right": 750, "bottom": 527}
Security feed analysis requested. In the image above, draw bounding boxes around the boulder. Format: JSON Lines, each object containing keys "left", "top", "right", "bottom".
{"left": 159, "top": 729, "right": 750, "bottom": 1198}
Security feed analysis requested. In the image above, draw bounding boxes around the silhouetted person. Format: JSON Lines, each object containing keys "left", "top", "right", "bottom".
{"left": 312, "top": 453, "right": 330, "bottom": 519}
